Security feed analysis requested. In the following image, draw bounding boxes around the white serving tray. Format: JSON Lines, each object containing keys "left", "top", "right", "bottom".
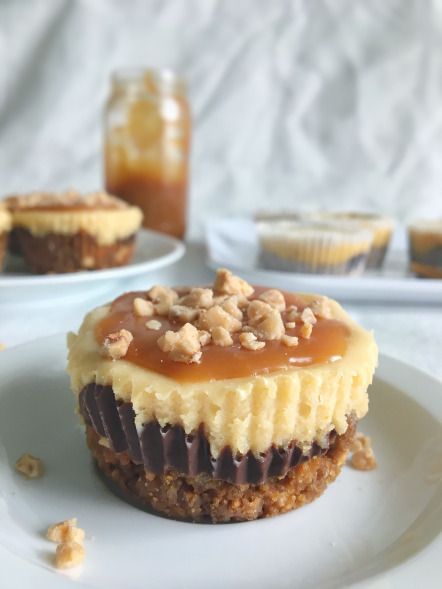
{"left": 206, "top": 217, "right": 442, "bottom": 304}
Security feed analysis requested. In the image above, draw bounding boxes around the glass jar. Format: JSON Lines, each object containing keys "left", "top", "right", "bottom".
{"left": 104, "top": 69, "right": 191, "bottom": 239}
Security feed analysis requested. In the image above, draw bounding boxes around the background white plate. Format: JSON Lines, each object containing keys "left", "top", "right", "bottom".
{"left": 206, "top": 217, "right": 442, "bottom": 304}
{"left": 0, "top": 229, "right": 185, "bottom": 303}
{"left": 0, "top": 335, "right": 440, "bottom": 588}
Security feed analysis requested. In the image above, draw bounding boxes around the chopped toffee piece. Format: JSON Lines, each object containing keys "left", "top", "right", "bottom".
{"left": 47, "top": 519, "right": 85, "bottom": 544}
{"left": 157, "top": 323, "right": 202, "bottom": 363}
{"left": 15, "top": 454, "right": 44, "bottom": 479}
{"left": 103, "top": 329, "right": 133, "bottom": 359}
{"left": 239, "top": 332, "right": 266, "bottom": 351}
{"left": 55, "top": 541, "right": 85, "bottom": 569}
{"left": 133, "top": 297, "right": 154, "bottom": 317}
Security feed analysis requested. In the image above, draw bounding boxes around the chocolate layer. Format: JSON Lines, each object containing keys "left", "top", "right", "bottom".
{"left": 79, "top": 383, "right": 338, "bottom": 484}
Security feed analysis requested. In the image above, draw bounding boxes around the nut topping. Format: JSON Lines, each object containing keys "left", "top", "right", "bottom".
{"left": 300, "top": 322, "right": 313, "bottom": 339}
{"left": 286, "top": 305, "right": 298, "bottom": 322}
{"left": 246, "top": 300, "right": 285, "bottom": 340}
{"left": 301, "top": 307, "right": 317, "bottom": 325}
{"left": 211, "top": 326, "right": 234, "bottom": 347}
{"left": 310, "top": 297, "right": 332, "bottom": 319}
{"left": 104, "top": 270, "right": 333, "bottom": 364}
{"left": 148, "top": 285, "right": 178, "bottom": 316}
{"left": 281, "top": 334, "right": 299, "bottom": 347}
{"left": 103, "top": 329, "right": 133, "bottom": 359}
{"left": 198, "top": 330, "right": 212, "bottom": 346}
{"left": 169, "top": 304, "right": 199, "bottom": 324}
{"left": 198, "top": 305, "right": 242, "bottom": 333}
{"left": 220, "top": 296, "right": 243, "bottom": 320}
{"left": 258, "top": 289, "right": 286, "bottom": 311}
{"left": 179, "top": 288, "right": 214, "bottom": 309}
{"left": 214, "top": 268, "right": 254, "bottom": 297}
{"left": 239, "top": 332, "right": 265, "bottom": 351}
{"left": 133, "top": 297, "right": 154, "bottom": 317}
{"left": 157, "top": 323, "right": 202, "bottom": 363}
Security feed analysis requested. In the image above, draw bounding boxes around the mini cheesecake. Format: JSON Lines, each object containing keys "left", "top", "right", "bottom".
{"left": 257, "top": 220, "right": 373, "bottom": 275}
{"left": 408, "top": 220, "right": 442, "bottom": 278}
{"left": 0, "top": 204, "right": 11, "bottom": 270}
{"left": 8, "top": 190, "right": 142, "bottom": 273}
{"left": 312, "top": 212, "right": 394, "bottom": 269}
{"left": 67, "top": 269, "right": 378, "bottom": 523}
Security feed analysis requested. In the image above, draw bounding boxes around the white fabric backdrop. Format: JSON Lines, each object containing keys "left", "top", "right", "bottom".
{"left": 1, "top": 0, "right": 441, "bottom": 238}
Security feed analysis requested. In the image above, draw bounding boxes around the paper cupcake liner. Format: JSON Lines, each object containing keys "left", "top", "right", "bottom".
{"left": 307, "top": 212, "right": 394, "bottom": 269}
{"left": 79, "top": 383, "right": 341, "bottom": 485}
{"left": 257, "top": 220, "right": 372, "bottom": 275}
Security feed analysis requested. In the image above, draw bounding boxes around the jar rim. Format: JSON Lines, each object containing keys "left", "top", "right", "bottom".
{"left": 111, "top": 68, "right": 186, "bottom": 95}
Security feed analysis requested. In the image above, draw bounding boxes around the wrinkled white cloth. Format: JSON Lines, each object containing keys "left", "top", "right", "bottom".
{"left": 0, "top": 0, "right": 441, "bottom": 238}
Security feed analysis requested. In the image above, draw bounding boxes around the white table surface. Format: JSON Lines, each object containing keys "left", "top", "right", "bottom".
{"left": 1, "top": 243, "right": 442, "bottom": 382}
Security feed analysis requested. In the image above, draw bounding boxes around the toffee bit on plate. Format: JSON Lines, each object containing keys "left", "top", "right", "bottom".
{"left": 15, "top": 453, "right": 44, "bottom": 479}
{"left": 47, "top": 518, "right": 85, "bottom": 544}
{"left": 350, "top": 434, "right": 377, "bottom": 471}
{"left": 54, "top": 541, "right": 85, "bottom": 570}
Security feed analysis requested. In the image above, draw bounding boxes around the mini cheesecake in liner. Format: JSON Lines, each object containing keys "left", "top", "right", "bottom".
{"left": 6, "top": 190, "right": 142, "bottom": 274}
{"left": 67, "top": 269, "right": 378, "bottom": 523}
{"left": 257, "top": 220, "right": 373, "bottom": 275}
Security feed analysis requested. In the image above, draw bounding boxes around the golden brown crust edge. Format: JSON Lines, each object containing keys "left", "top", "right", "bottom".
{"left": 16, "top": 228, "right": 136, "bottom": 273}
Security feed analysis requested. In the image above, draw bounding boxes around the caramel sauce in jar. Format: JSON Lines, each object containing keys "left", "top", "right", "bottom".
{"left": 104, "top": 69, "right": 190, "bottom": 239}
{"left": 95, "top": 287, "right": 349, "bottom": 383}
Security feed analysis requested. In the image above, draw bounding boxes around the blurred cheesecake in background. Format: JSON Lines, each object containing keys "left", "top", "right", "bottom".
{"left": 312, "top": 212, "right": 394, "bottom": 269}
{"left": 255, "top": 210, "right": 394, "bottom": 275}
{"left": 257, "top": 219, "right": 373, "bottom": 275}
{"left": 0, "top": 204, "right": 11, "bottom": 271}
{"left": 5, "top": 190, "right": 142, "bottom": 274}
{"left": 408, "top": 219, "right": 442, "bottom": 278}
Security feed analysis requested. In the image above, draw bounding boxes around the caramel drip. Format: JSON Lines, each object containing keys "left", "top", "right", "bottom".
{"left": 95, "top": 288, "right": 349, "bottom": 383}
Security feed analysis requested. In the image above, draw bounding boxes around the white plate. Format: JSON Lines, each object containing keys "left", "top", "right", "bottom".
{"left": 0, "top": 229, "right": 185, "bottom": 302}
{"left": 205, "top": 217, "right": 442, "bottom": 304}
{"left": 0, "top": 335, "right": 441, "bottom": 588}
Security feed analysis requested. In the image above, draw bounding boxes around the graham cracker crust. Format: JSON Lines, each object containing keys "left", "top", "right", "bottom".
{"left": 15, "top": 228, "right": 136, "bottom": 273}
{"left": 0, "top": 232, "right": 7, "bottom": 270}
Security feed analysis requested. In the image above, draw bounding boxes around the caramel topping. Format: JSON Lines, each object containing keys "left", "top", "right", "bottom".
{"left": 95, "top": 287, "right": 349, "bottom": 383}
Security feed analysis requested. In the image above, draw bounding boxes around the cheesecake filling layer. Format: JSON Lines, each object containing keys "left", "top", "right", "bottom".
{"left": 68, "top": 293, "right": 377, "bottom": 457}
{"left": 12, "top": 207, "right": 142, "bottom": 246}
{"left": 0, "top": 208, "right": 11, "bottom": 233}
